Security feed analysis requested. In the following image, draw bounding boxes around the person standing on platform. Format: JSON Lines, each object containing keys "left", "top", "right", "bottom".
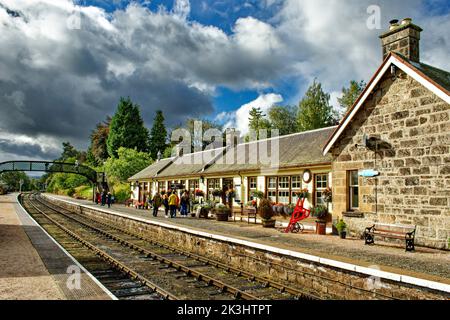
{"left": 169, "top": 191, "right": 177, "bottom": 218}
{"left": 152, "top": 192, "right": 162, "bottom": 217}
{"left": 162, "top": 193, "right": 169, "bottom": 218}
{"left": 106, "top": 192, "right": 112, "bottom": 208}
{"left": 95, "top": 192, "right": 100, "bottom": 204}
{"left": 101, "top": 191, "right": 106, "bottom": 206}
{"left": 180, "top": 192, "right": 189, "bottom": 217}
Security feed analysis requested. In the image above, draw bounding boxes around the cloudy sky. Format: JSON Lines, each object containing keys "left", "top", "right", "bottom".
{"left": 0, "top": 0, "right": 449, "bottom": 161}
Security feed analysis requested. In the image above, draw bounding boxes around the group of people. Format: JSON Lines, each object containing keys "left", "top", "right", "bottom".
{"left": 95, "top": 191, "right": 113, "bottom": 208}
{"left": 150, "top": 191, "right": 190, "bottom": 219}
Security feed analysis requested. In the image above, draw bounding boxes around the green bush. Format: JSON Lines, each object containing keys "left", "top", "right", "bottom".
{"left": 113, "top": 183, "right": 132, "bottom": 203}
{"left": 67, "top": 187, "right": 76, "bottom": 197}
{"left": 335, "top": 219, "right": 347, "bottom": 234}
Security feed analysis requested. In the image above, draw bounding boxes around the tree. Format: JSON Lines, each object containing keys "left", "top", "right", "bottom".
{"left": 248, "top": 107, "right": 272, "bottom": 140}
{"left": 149, "top": 110, "right": 168, "bottom": 160}
{"left": 267, "top": 105, "right": 298, "bottom": 136}
{"left": 104, "top": 147, "right": 153, "bottom": 183}
{"left": 60, "top": 142, "right": 79, "bottom": 161}
{"left": 107, "top": 97, "right": 150, "bottom": 158}
{"left": 338, "top": 80, "right": 366, "bottom": 114}
{"left": 0, "top": 171, "right": 30, "bottom": 191}
{"left": 297, "top": 80, "right": 338, "bottom": 132}
{"left": 89, "top": 116, "right": 111, "bottom": 165}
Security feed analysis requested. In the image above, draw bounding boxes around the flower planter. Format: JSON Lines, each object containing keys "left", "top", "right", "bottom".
{"left": 316, "top": 221, "right": 327, "bottom": 235}
{"left": 262, "top": 219, "right": 276, "bottom": 228}
{"left": 215, "top": 212, "right": 229, "bottom": 222}
{"left": 339, "top": 231, "right": 347, "bottom": 239}
{"left": 283, "top": 206, "right": 295, "bottom": 217}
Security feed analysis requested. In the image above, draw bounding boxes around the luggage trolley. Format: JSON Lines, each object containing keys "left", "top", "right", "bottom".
{"left": 284, "top": 197, "right": 311, "bottom": 233}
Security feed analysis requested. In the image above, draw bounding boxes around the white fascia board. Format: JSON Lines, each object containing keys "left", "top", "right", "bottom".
{"left": 323, "top": 56, "right": 450, "bottom": 156}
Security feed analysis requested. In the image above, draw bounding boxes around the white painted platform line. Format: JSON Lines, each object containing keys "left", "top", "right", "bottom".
{"left": 17, "top": 194, "right": 118, "bottom": 300}
{"left": 47, "top": 194, "right": 450, "bottom": 294}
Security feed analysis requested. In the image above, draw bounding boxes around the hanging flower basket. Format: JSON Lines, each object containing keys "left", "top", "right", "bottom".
{"left": 296, "top": 188, "right": 310, "bottom": 199}
{"left": 212, "top": 189, "right": 223, "bottom": 197}
{"left": 195, "top": 189, "right": 205, "bottom": 197}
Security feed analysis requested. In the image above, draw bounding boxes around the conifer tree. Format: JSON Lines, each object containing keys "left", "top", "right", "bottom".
{"left": 107, "top": 97, "right": 150, "bottom": 158}
{"left": 149, "top": 110, "right": 168, "bottom": 160}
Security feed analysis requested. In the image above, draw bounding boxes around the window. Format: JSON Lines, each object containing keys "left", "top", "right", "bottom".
{"left": 207, "top": 178, "right": 221, "bottom": 199}
{"left": 189, "top": 179, "right": 199, "bottom": 191}
{"left": 248, "top": 177, "right": 257, "bottom": 201}
{"left": 158, "top": 181, "right": 165, "bottom": 193}
{"left": 268, "top": 177, "right": 277, "bottom": 189}
{"left": 349, "top": 171, "right": 359, "bottom": 210}
{"left": 314, "top": 174, "right": 328, "bottom": 205}
{"left": 278, "top": 177, "right": 290, "bottom": 204}
{"left": 291, "top": 176, "right": 302, "bottom": 202}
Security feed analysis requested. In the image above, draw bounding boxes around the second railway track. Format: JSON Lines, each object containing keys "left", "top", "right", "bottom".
{"left": 21, "top": 193, "right": 319, "bottom": 301}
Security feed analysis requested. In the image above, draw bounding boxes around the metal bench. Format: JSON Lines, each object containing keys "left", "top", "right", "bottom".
{"left": 364, "top": 223, "right": 416, "bottom": 252}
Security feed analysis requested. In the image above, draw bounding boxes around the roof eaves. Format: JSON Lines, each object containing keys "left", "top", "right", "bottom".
{"left": 322, "top": 53, "right": 450, "bottom": 156}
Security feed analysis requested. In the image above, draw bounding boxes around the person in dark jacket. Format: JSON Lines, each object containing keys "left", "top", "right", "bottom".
{"left": 106, "top": 192, "right": 112, "bottom": 208}
{"left": 180, "top": 192, "right": 189, "bottom": 217}
{"left": 162, "top": 193, "right": 169, "bottom": 218}
{"left": 152, "top": 193, "right": 162, "bottom": 217}
{"left": 101, "top": 191, "right": 106, "bottom": 206}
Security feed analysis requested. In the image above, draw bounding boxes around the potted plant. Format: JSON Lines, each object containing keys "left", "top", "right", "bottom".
{"left": 251, "top": 190, "right": 264, "bottom": 200}
{"left": 335, "top": 219, "right": 347, "bottom": 239}
{"left": 213, "top": 203, "right": 231, "bottom": 222}
{"left": 196, "top": 201, "right": 213, "bottom": 219}
{"left": 258, "top": 198, "right": 276, "bottom": 228}
{"left": 246, "top": 200, "right": 257, "bottom": 208}
{"left": 312, "top": 205, "right": 329, "bottom": 235}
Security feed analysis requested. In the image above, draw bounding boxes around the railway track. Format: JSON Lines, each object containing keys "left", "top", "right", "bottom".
{"left": 21, "top": 193, "right": 319, "bottom": 300}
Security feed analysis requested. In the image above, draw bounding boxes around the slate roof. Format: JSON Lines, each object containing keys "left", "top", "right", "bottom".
{"left": 130, "top": 127, "right": 336, "bottom": 181}
{"left": 128, "top": 157, "right": 174, "bottom": 181}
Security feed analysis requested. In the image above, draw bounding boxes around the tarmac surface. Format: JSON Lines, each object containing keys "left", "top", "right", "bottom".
{"left": 0, "top": 194, "right": 113, "bottom": 300}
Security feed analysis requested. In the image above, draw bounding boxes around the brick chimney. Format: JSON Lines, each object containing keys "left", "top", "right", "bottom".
{"left": 380, "top": 18, "right": 422, "bottom": 63}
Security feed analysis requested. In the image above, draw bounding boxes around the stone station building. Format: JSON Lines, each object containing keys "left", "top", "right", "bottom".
{"left": 130, "top": 19, "right": 450, "bottom": 250}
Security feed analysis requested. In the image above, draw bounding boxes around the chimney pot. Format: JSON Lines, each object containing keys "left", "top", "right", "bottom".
{"left": 380, "top": 18, "right": 422, "bottom": 63}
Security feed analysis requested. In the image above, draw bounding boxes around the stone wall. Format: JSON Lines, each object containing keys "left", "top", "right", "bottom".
{"left": 331, "top": 69, "right": 450, "bottom": 249}
{"left": 46, "top": 196, "right": 450, "bottom": 300}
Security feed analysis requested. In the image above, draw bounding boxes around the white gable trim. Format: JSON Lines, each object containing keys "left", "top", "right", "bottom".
{"left": 323, "top": 56, "right": 450, "bottom": 156}
{"left": 391, "top": 55, "right": 450, "bottom": 105}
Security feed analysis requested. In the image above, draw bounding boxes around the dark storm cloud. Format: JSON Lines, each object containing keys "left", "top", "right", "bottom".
{"left": 0, "top": 138, "right": 60, "bottom": 160}
{"left": 0, "top": 0, "right": 448, "bottom": 162}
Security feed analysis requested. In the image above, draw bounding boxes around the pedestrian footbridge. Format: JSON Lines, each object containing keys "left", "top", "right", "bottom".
{"left": 0, "top": 161, "right": 108, "bottom": 194}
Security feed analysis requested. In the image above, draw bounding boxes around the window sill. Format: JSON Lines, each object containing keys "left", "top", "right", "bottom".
{"left": 342, "top": 211, "right": 364, "bottom": 218}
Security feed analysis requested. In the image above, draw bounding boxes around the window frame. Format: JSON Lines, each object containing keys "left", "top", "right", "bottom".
{"left": 314, "top": 173, "right": 329, "bottom": 206}
{"left": 348, "top": 170, "right": 360, "bottom": 211}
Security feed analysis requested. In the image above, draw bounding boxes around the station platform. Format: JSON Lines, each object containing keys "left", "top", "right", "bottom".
{"left": 0, "top": 194, "right": 114, "bottom": 300}
{"left": 48, "top": 194, "right": 450, "bottom": 294}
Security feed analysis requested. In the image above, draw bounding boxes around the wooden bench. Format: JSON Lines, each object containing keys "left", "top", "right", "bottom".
{"left": 133, "top": 200, "right": 145, "bottom": 209}
{"left": 233, "top": 206, "right": 257, "bottom": 224}
{"left": 364, "top": 223, "right": 416, "bottom": 252}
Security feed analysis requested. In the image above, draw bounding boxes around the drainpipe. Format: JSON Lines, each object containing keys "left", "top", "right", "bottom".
{"left": 238, "top": 171, "right": 244, "bottom": 210}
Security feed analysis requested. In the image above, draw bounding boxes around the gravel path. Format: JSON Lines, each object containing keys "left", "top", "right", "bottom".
{"left": 52, "top": 195, "right": 450, "bottom": 282}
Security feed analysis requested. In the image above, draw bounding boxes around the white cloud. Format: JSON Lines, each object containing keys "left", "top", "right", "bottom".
{"left": 172, "top": 0, "right": 191, "bottom": 20}
{"left": 217, "top": 93, "right": 283, "bottom": 136}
